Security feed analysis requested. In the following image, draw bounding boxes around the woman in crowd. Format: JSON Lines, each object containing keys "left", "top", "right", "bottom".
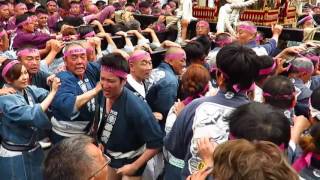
{"left": 0, "top": 59, "right": 60, "bottom": 180}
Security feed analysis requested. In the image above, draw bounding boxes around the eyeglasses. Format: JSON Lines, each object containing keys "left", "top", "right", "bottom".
{"left": 87, "top": 154, "right": 111, "bottom": 179}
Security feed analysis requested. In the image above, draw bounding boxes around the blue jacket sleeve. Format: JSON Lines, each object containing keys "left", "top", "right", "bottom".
{"left": 131, "top": 99, "right": 164, "bottom": 149}
{"left": 147, "top": 82, "right": 178, "bottom": 118}
{"left": 51, "top": 75, "right": 79, "bottom": 120}
{"left": 0, "top": 95, "right": 51, "bottom": 129}
{"left": 261, "top": 38, "right": 277, "bottom": 55}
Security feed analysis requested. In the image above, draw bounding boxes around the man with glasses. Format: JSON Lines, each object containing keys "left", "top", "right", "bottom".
{"left": 44, "top": 135, "right": 110, "bottom": 180}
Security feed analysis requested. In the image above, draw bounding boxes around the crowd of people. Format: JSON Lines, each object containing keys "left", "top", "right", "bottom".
{"left": 0, "top": 0, "right": 320, "bottom": 180}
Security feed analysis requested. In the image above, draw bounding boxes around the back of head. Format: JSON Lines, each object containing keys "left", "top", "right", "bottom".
{"left": 289, "top": 57, "right": 314, "bottom": 75}
{"left": 44, "top": 135, "right": 95, "bottom": 180}
{"left": 228, "top": 102, "right": 291, "bottom": 147}
{"left": 78, "top": 25, "right": 95, "bottom": 39}
{"left": 62, "top": 16, "right": 84, "bottom": 27}
{"left": 256, "top": 55, "right": 276, "bottom": 82}
{"left": 262, "top": 75, "right": 296, "bottom": 109}
{"left": 213, "top": 139, "right": 299, "bottom": 180}
{"left": 194, "top": 35, "right": 211, "bottom": 55}
{"left": 216, "top": 44, "right": 260, "bottom": 93}
{"left": 184, "top": 41, "right": 205, "bottom": 66}
{"left": 181, "top": 64, "right": 210, "bottom": 97}
{"left": 15, "top": 13, "right": 30, "bottom": 26}
{"left": 215, "top": 32, "right": 233, "bottom": 47}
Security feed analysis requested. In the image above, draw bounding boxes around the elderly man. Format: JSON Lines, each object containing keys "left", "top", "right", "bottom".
{"left": 236, "top": 21, "right": 283, "bottom": 56}
{"left": 126, "top": 50, "right": 152, "bottom": 100}
{"left": 44, "top": 135, "right": 110, "bottom": 180}
{"left": 17, "top": 47, "right": 50, "bottom": 90}
{"left": 98, "top": 53, "right": 163, "bottom": 180}
{"left": 146, "top": 47, "right": 186, "bottom": 127}
{"left": 288, "top": 57, "right": 314, "bottom": 118}
{"left": 51, "top": 42, "right": 101, "bottom": 143}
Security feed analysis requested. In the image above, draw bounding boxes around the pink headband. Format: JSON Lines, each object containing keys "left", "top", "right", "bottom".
{"left": 196, "top": 20, "right": 209, "bottom": 29}
{"left": 47, "top": 1, "right": 57, "bottom": 6}
{"left": 165, "top": 52, "right": 186, "bottom": 60}
{"left": 128, "top": 51, "right": 151, "bottom": 62}
{"left": 70, "top": 3, "right": 81, "bottom": 8}
{"left": 0, "top": 29, "right": 6, "bottom": 37}
{"left": 101, "top": 66, "right": 128, "bottom": 79}
{"left": 17, "top": 17, "right": 32, "bottom": 27}
{"left": 0, "top": 4, "right": 8, "bottom": 9}
{"left": 263, "top": 91, "right": 295, "bottom": 99}
{"left": 86, "top": 47, "right": 94, "bottom": 54}
{"left": 2, "top": 60, "right": 20, "bottom": 78}
{"left": 304, "top": 54, "right": 320, "bottom": 63}
{"left": 298, "top": 16, "right": 313, "bottom": 25}
{"left": 15, "top": 3, "right": 26, "bottom": 9}
{"left": 63, "top": 48, "right": 86, "bottom": 58}
{"left": 232, "top": 82, "right": 255, "bottom": 93}
{"left": 215, "top": 38, "right": 232, "bottom": 46}
{"left": 256, "top": 34, "right": 263, "bottom": 41}
{"left": 17, "top": 48, "right": 40, "bottom": 57}
{"left": 238, "top": 24, "right": 257, "bottom": 34}
{"left": 259, "top": 61, "right": 276, "bottom": 75}
{"left": 83, "top": 31, "right": 96, "bottom": 38}
{"left": 293, "top": 152, "right": 320, "bottom": 173}
{"left": 290, "top": 64, "right": 314, "bottom": 74}
{"left": 218, "top": 68, "right": 255, "bottom": 93}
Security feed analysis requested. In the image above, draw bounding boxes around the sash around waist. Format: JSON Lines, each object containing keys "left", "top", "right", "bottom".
{"left": 51, "top": 117, "right": 90, "bottom": 136}
{"left": 107, "top": 145, "right": 146, "bottom": 160}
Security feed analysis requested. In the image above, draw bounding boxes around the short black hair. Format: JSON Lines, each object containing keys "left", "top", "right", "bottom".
{"left": 26, "top": 3, "right": 35, "bottom": 11}
{"left": 139, "top": 1, "right": 151, "bottom": 9}
{"left": 216, "top": 43, "right": 260, "bottom": 93}
{"left": 35, "top": 6, "right": 48, "bottom": 14}
{"left": 256, "top": 55, "right": 275, "bottom": 82}
{"left": 15, "top": 13, "right": 31, "bottom": 26}
{"left": 78, "top": 25, "right": 95, "bottom": 39}
{"left": 100, "top": 53, "right": 129, "bottom": 79}
{"left": 262, "top": 75, "right": 295, "bottom": 110}
{"left": 184, "top": 41, "right": 205, "bottom": 66}
{"left": 62, "top": 16, "right": 84, "bottom": 27}
{"left": 228, "top": 102, "right": 291, "bottom": 148}
{"left": 0, "top": 1, "right": 8, "bottom": 7}
{"left": 194, "top": 35, "right": 211, "bottom": 55}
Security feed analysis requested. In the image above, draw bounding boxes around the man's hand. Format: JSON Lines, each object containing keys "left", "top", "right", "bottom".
{"left": 186, "top": 166, "right": 213, "bottom": 180}
{"left": 272, "top": 24, "right": 283, "bottom": 37}
{"left": 0, "top": 87, "right": 16, "bottom": 95}
{"left": 116, "top": 164, "right": 138, "bottom": 176}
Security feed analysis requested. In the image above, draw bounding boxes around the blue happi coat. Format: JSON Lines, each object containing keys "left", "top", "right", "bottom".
{"left": 51, "top": 62, "right": 100, "bottom": 139}
{"left": 98, "top": 87, "right": 164, "bottom": 169}
{"left": 0, "top": 85, "right": 51, "bottom": 180}
{"left": 164, "top": 90, "right": 249, "bottom": 179}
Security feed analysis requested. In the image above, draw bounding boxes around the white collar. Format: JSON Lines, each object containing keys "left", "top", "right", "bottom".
{"left": 127, "top": 74, "right": 146, "bottom": 98}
